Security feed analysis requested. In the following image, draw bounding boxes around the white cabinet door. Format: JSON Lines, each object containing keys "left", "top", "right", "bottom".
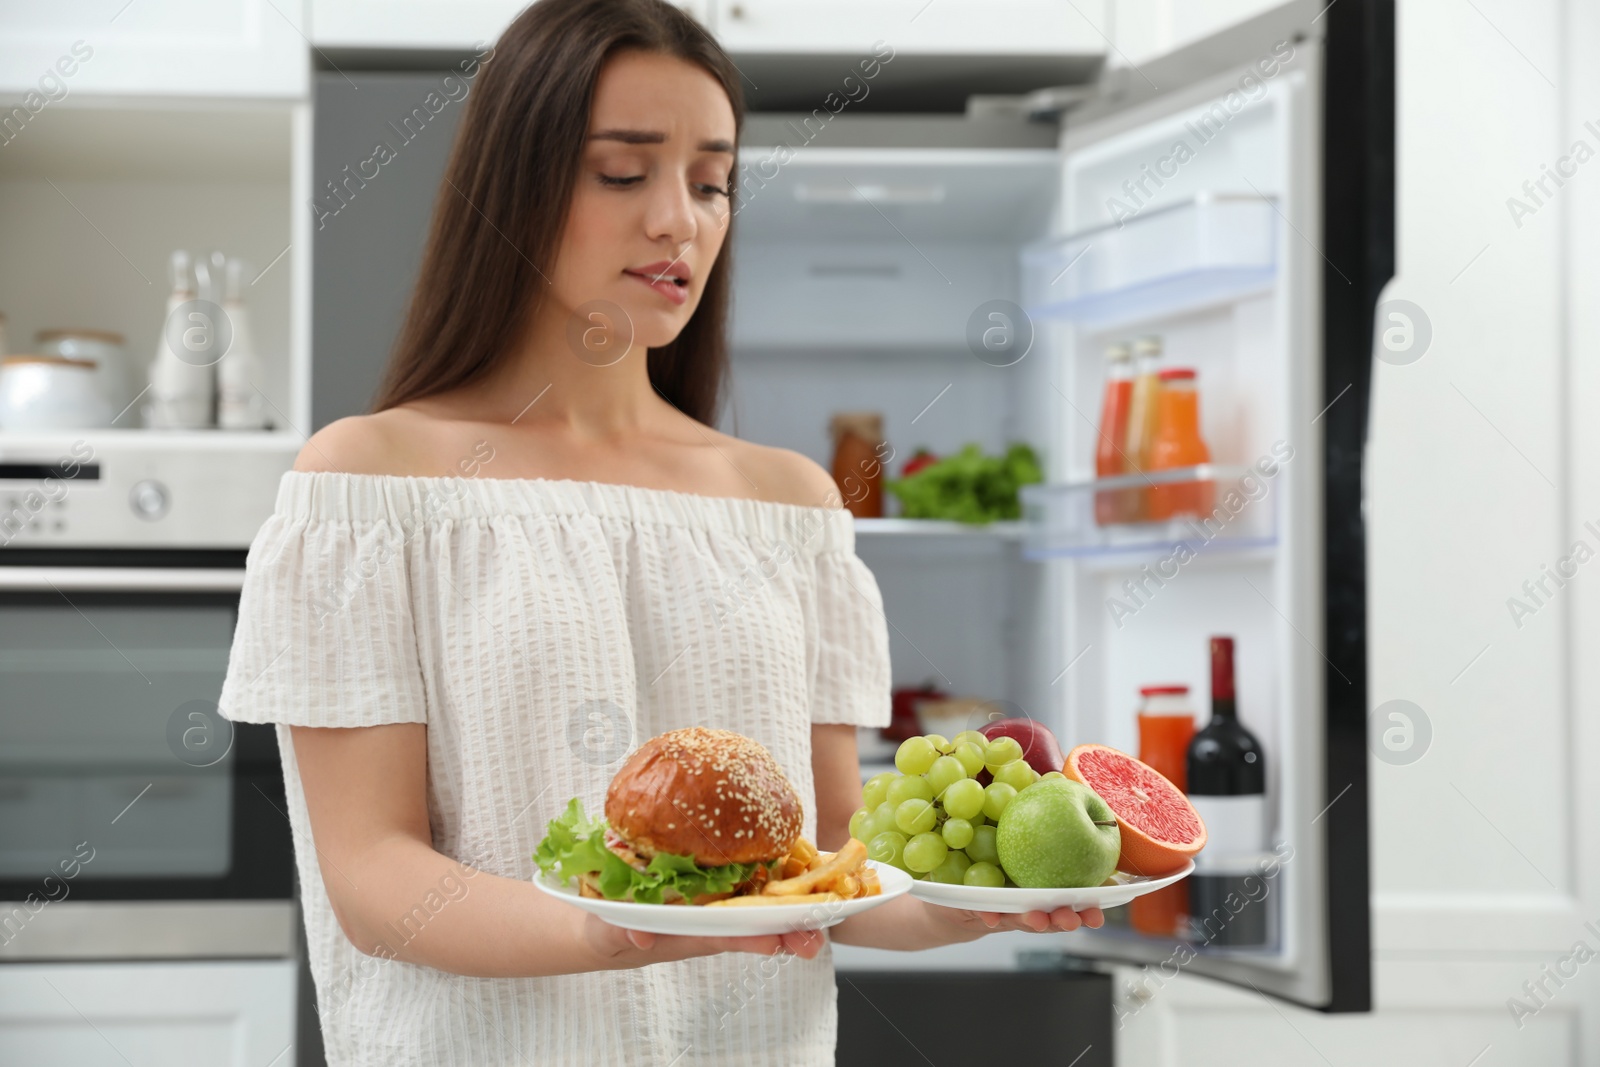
{"left": 309, "top": 0, "right": 710, "bottom": 48}
{"left": 0, "top": 1, "right": 308, "bottom": 99}
{"left": 0, "top": 960, "right": 297, "bottom": 1067}
{"left": 1112, "top": 959, "right": 1579, "bottom": 1067}
{"left": 712, "top": 0, "right": 1108, "bottom": 54}
{"left": 1113, "top": 0, "right": 1289, "bottom": 67}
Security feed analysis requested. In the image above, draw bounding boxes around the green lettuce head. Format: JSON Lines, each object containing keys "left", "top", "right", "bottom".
{"left": 534, "top": 797, "right": 770, "bottom": 905}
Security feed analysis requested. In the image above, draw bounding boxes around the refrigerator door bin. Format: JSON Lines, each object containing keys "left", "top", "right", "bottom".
{"left": 1022, "top": 194, "right": 1278, "bottom": 327}
{"left": 1020, "top": 464, "right": 1278, "bottom": 560}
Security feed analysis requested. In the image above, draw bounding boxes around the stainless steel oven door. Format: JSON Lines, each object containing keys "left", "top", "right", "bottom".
{"left": 0, "top": 565, "right": 295, "bottom": 941}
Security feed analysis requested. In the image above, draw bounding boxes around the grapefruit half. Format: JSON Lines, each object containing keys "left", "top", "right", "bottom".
{"left": 1063, "top": 743, "right": 1207, "bottom": 876}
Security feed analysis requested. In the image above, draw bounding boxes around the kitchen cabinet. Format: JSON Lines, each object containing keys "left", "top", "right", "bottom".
{"left": 0, "top": 1, "right": 308, "bottom": 99}
{"left": 1110, "top": 958, "right": 1578, "bottom": 1066}
{"left": 837, "top": 970, "right": 1113, "bottom": 1065}
{"left": 307, "top": 0, "right": 1103, "bottom": 58}
{"left": 0, "top": 100, "right": 309, "bottom": 433}
{"left": 0, "top": 960, "right": 297, "bottom": 1066}
{"left": 308, "top": 0, "right": 709, "bottom": 49}
{"left": 1112, "top": 0, "right": 1287, "bottom": 68}
{"left": 712, "top": 0, "right": 1108, "bottom": 55}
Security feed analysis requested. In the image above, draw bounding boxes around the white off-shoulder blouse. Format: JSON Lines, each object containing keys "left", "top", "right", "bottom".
{"left": 217, "top": 470, "right": 893, "bottom": 1067}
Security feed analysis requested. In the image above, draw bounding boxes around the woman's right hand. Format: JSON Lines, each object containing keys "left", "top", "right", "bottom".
{"left": 582, "top": 914, "right": 826, "bottom": 968}
{"left": 292, "top": 722, "right": 827, "bottom": 978}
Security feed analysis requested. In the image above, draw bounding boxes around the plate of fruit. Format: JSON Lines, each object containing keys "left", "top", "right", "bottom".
{"left": 851, "top": 720, "right": 1207, "bottom": 914}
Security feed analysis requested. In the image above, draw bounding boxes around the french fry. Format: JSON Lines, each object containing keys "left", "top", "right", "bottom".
{"left": 834, "top": 874, "right": 859, "bottom": 898}
{"left": 782, "top": 857, "right": 807, "bottom": 879}
{"left": 858, "top": 867, "right": 881, "bottom": 897}
{"left": 705, "top": 891, "right": 842, "bottom": 907}
{"left": 791, "top": 838, "right": 818, "bottom": 864}
{"left": 805, "top": 853, "right": 825, "bottom": 872}
{"left": 763, "top": 838, "right": 867, "bottom": 896}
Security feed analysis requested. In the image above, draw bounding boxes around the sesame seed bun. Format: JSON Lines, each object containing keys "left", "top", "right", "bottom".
{"left": 604, "top": 727, "right": 804, "bottom": 867}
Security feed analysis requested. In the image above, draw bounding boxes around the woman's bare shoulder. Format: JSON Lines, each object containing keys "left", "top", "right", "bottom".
{"left": 293, "top": 408, "right": 439, "bottom": 475}
{"left": 731, "top": 439, "right": 843, "bottom": 509}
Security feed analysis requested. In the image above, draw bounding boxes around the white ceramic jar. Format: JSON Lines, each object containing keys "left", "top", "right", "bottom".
{"left": 35, "top": 329, "right": 132, "bottom": 426}
{"left": 0, "top": 355, "right": 114, "bottom": 430}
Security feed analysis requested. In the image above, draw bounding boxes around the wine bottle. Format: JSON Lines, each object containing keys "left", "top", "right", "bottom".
{"left": 1185, "top": 635, "right": 1268, "bottom": 946}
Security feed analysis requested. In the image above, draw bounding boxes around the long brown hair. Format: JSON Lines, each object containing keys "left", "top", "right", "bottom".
{"left": 370, "top": 0, "right": 743, "bottom": 425}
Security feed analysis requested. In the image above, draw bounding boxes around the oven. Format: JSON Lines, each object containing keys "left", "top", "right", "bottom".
{"left": 0, "top": 434, "right": 299, "bottom": 964}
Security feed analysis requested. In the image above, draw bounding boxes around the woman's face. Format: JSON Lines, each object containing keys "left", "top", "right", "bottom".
{"left": 551, "top": 49, "right": 737, "bottom": 354}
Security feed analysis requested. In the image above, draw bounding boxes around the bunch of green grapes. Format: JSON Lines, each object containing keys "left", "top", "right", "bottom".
{"left": 850, "top": 731, "right": 1067, "bottom": 887}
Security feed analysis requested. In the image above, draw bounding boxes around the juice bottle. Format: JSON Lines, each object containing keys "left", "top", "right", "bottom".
{"left": 1130, "top": 684, "right": 1197, "bottom": 938}
{"left": 1122, "top": 335, "right": 1164, "bottom": 520}
{"left": 1144, "top": 367, "right": 1215, "bottom": 521}
{"left": 1093, "top": 342, "right": 1134, "bottom": 525}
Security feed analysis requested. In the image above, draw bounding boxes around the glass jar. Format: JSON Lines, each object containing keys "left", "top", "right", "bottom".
{"left": 828, "top": 411, "right": 886, "bottom": 518}
{"left": 1132, "top": 684, "right": 1197, "bottom": 938}
{"left": 1136, "top": 684, "right": 1197, "bottom": 790}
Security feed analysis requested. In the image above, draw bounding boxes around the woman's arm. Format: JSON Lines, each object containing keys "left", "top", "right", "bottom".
{"left": 290, "top": 722, "right": 823, "bottom": 977}
{"left": 810, "top": 723, "right": 1105, "bottom": 949}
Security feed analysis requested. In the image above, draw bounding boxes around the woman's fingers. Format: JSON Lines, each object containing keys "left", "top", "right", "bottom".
{"left": 958, "top": 907, "right": 1106, "bottom": 933}
{"left": 657, "top": 933, "right": 779, "bottom": 957}
{"left": 706, "top": 930, "right": 825, "bottom": 960}
{"left": 607, "top": 904, "right": 1107, "bottom": 965}
{"left": 781, "top": 929, "right": 826, "bottom": 959}
{"left": 704, "top": 934, "right": 786, "bottom": 956}
{"left": 628, "top": 930, "right": 826, "bottom": 962}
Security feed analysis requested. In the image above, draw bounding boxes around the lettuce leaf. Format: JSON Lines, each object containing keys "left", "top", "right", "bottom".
{"left": 885, "top": 441, "right": 1042, "bottom": 523}
{"left": 533, "top": 797, "right": 769, "bottom": 905}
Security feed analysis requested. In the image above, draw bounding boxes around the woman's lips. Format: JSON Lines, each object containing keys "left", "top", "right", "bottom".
{"left": 624, "top": 269, "right": 689, "bottom": 306}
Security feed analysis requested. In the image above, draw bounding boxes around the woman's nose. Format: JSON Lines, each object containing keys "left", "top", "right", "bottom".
{"left": 642, "top": 175, "right": 699, "bottom": 246}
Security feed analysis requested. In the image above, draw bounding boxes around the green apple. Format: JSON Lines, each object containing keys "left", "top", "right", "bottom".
{"left": 996, "top": 778, "right": 1121, "bottom": 888}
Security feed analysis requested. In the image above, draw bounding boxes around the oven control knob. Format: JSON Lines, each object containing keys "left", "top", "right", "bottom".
{"left": 130, "top": 479, "right": 169, "bottom": 520}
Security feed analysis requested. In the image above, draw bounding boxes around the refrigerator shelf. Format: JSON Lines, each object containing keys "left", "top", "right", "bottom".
{"left": 1019, "top": 464, "right": 1278, "bottom": 561}
{"left": 853, "top": 517, "right": 1026, "bottom": 540}
{"left": 1021, "top": 193, "right": 1278, "bottom": 327}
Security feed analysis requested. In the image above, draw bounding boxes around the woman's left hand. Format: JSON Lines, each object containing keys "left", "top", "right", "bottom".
{"left": 934, "top": 902, "right": 1106, "bottom": 939}
{"left": 823, "top": 882, "right": 1104, "bottom": 950}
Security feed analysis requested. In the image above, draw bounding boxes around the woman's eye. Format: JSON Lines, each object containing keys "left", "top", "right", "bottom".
{"left": 597, "top": 172, "right": 730, "bottom": 198}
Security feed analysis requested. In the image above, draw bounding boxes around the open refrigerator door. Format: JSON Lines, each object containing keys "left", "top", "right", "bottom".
{"left": 1013, "top": 0, "right": 1392, "bottom": 1011}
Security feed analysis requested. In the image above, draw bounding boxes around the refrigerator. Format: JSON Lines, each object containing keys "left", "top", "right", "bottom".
{"left": 723, "top": 0, "right": 1390, "bottom": 1016}
{"left": 310, "top": 0, "right": 1392, "bottom": 1035}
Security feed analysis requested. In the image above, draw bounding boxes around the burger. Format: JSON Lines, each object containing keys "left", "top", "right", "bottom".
{"left": 534, "top": 727, "right": 805, "bottom": 905}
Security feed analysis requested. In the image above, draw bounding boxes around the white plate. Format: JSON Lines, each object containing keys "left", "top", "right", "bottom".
{"left": 908, "top": 860, "right": 1195, "bottom": 914}
{"left": 535, "top": 860, "right": 912, "bottom": 937}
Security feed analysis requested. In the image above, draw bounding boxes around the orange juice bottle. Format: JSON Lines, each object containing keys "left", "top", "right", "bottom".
{"left": 1131, "top": 685, "right": 1197, "bottom": 938}
{"left": 1122, "top": 335, "right": 1164, "bottom": 520}
{"left": 1145, "top": 367, "right": 1215, "bottom": 521}
{"left": 1094, "top": 342, "right": 1135, "bottom": 524}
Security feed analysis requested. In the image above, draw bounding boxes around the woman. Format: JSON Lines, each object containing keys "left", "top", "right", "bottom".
{"left": 219, "top": 0, "right": 1102, "bottom": 1063}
